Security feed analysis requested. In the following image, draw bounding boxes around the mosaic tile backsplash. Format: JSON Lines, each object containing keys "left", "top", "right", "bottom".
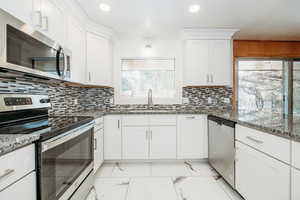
{"left": 0, "top": 76, "right": 232, "bottom": 114}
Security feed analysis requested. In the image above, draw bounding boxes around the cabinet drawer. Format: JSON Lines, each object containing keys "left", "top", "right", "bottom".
{"left": 0, "top": 144, "right": 35, "bottom": 191}
{"left": 122, "top": 115, "right": 148, "bottom": 126}
{"left": 236, "top": 125, "right": 290, "bottom": 163}
{"left": 0, "top": 172, "right": 36, "bottom": 200}
{"left": 149, "top": 115, "right": 177, "bottom": 126}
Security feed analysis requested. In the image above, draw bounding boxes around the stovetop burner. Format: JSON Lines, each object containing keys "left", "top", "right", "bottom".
{"left": 0, "top": 115, "right": 94, "bottom": 141}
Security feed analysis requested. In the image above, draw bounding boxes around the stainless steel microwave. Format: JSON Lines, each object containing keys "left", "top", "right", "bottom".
{"left": 0, "top": 9, "right": 71, "bottom": 80}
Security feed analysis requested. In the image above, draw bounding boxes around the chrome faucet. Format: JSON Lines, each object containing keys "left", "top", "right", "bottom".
{"left": 148, "top": 89, "right": 153, "bottom": 108}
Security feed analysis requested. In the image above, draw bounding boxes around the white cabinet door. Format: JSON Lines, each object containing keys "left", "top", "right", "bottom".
{"left": 104, "top": 115, "right": 122, "bottom": 160}
{"left": 184, "top": 40, "right": 209, "bottom": 86}
{"left": 41, "top": 0, "right": 66, "bottom": 44}
{"left": 0, "top": 0, "right": 33, "bottom": 25}
{"left": 292, "top": 167, "right": 300, "bottom": 200}
{"left": 150, "top": 126, "right": 177, "bottom": 159}
{"left": 0, "top": 172, "right": 36, "bottom": 200}
{"left": 177, "top": 115, "right": 207, "bottom": 159}
{"left": 67, "top": 16, "right": 86, "bottom": 83}
{"left": 94, "top": 129, "right": 104, "bottom": 172}
{"left": 209, "top": 40, "right": 231, "bottom": 85}
{"left": 235, "top": 141, "right": 290, "bottom": 200}
{"left": 86, "top": 32, "right": 112, "bottom": 86}
{"left": 122, "top": 127, "right": 149, "bottom": 159}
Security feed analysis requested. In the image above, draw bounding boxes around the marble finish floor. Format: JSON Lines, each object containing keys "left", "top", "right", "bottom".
{"left": 93, "top": 161, "right": 244, "bottom": 200}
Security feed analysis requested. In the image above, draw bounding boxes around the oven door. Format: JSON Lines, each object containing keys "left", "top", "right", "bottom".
{"left": 39, "top": 123, "right": 94, "bottom": 200}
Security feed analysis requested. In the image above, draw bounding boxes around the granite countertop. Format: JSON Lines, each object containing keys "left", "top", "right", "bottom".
{"left": 0, "top": 134, "right": 40, "bottom": 156}
{"left": 69, "top": 108, "right": 300, "bottom": 142}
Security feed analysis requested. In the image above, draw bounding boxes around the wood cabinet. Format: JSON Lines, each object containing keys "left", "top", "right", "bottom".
{"left": 122, "top": 126, "right": 149, "bottom": 159}
{"left": 177, "top": 115, "right": 208, "bottom": 159}
{"left": 149, "top": 126, "right": 177, "bottom": 159}
{"left": 184, "top": 39, "right": 232, "bottom": 86}
{"left": 233, "top": 40, "right": 300, "bottom": 58}
{"left": 86, "top": 32, "right": 112, "bottom": 86}
{"left": 235, "top": 141, "right": 290, "bottom": 200}
{"left": 67, "top": 16, "right": 86, "bottom": 83}
{"left": 104, "top": 115, "right": 122, "bottom": 160}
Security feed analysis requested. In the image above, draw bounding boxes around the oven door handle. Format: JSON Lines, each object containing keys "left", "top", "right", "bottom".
{"left": 42, "top": 121, "right": 94, "bottom": 152}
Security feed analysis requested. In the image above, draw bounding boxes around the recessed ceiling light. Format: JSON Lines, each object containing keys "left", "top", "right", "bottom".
{"left": 189, "top": 4, "right": 200, "bottom": 13}
{"left": 99, "top": 3, "right": 111, "bottom": 12}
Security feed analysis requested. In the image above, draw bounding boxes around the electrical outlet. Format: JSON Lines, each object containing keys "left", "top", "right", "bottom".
{"left": 207, "top": 97, "right": 212, "bottom": 104}
{"left": 110, "top": 97, "right": 114, "bottom": 104}
{"left": 182, "top": 97, "right": 189, "bottom": 104}
{"left": 223, "top": 98, "right": 230, "bottom": 103}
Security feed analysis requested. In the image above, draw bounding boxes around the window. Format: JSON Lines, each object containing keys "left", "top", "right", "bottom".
{"left": 119, "top": 58, "right": 177, "bottom": 103}
{"left": 238, "top": 60, "right": 286, "bottom": 113}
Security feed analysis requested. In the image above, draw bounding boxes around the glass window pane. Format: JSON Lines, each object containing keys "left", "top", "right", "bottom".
{"left": 121, "top": 58, "right": 176, "bottom": 98}
{"left": 238, "top": 60, "right": 284, "bottom": 113}
{"left": 293, "top": 61, "right": 300, "bottom": 114}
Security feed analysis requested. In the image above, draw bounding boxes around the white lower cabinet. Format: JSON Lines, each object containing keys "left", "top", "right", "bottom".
{"left": 94, "top": 129, "right": 104, "bottom": 171}
{"left": 123, "top": 127, "right": 149, "bottom": 159}
{"left": 292, "top": 167, "right": 300, "bottom": 200}
{"left": 104, "top": 115, "right": 122, "bottom": 160}
{"left": 235, "top": 141, "right": 290, "bottom": 200}
{"left": 177, "top": 115, "right": 207, "bottom": 159}
{"left": 150, "top": 126, "right": 177, "bottom": 159}
{"left": 0, "top": 172, "right": 36, "bottom": 200}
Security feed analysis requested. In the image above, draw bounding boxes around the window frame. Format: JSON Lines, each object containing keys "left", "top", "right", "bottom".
{"left": 115, "top": 57, "right": 182, "bottom": 105}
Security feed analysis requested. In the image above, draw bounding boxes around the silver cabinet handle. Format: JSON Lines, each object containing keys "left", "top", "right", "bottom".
{"left": 117, "top": 120, "right": 120, "bottom": 129}
{"left": 150, "top": 130, "right": 152, "bottom": 140}
{"left": 88, "top": 72, "right": 91, "bottom": 82}
{"left": 0, "top": 169, "right": 15, "bottom": 181}
{"left": 33, "top": 11, "right": 42, "bottom": 27}
{"left": 94, "top": 138, "right": 97, "bottom": 150}
{"left": 41, "top": 16, "right": 48, "bottom": 31}
{"left": 145, "top": 130, "right": 148, "bottom": 140}
{"left": 246, "top": 136, "right": 264, "bottom": 144}
{"left": 186, "top": 116, "right": 195, "bottom": 119}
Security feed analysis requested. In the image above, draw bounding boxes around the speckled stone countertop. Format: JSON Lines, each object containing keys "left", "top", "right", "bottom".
{"left": 0, "top": 134, "right": 39, "bottom": 156}
{"left": 68, "top": 108, "right": 300, "bottom": 142}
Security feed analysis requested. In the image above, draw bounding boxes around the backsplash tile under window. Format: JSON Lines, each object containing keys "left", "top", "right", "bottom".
{"left": 0, "top": 76, "right": 232, "bottom": 114}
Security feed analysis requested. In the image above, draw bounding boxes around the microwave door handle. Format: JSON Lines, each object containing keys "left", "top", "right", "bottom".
{"left": 56, "top": 47, "right": 62, "bottom": 77}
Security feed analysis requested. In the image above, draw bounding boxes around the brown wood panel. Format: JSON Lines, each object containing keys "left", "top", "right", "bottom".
{"left": 233, "top": 40, "right": 300, "bottom": 58}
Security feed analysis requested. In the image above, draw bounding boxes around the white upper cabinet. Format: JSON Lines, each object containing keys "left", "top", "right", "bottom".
{"left": 184, "top": 39, "right": 232, "bottom": 86}
{"left": 182, "top": 29, "right": 237, "bottom": 86}
{"left": 0, "top": 0, "right": 34, "bottom": 25}
{"left": 67, "top": 16, "right": 86, "bottom": 83}
{"left": 40, "top": 0, "right": 66, "bottom": 45}
{"left": 86, "top": 32, "right": 113, "bottom": 86}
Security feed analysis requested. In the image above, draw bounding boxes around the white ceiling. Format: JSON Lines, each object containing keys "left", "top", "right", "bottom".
{"left": 76, "top": 0, "right": 300, "bottom": 40}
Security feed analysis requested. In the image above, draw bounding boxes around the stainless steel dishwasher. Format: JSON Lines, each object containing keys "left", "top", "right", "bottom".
{"left": 208, "top": 115, "right": 236, "bottom": 188}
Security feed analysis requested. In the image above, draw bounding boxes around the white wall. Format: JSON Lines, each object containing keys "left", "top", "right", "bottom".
{"left": 113, "top": 34, "right": 183, "bottom": 104}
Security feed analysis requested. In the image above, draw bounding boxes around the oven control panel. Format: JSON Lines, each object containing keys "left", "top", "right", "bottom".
{"left": 4, "top": 97, "right": 33, "bottom": 106}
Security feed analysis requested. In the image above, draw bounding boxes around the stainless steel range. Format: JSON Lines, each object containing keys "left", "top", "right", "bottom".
{"left": 0, "top": 94, "right": 95, "bottom": 200}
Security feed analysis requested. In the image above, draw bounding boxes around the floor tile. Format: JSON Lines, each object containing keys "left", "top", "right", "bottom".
{"left": 151, "top": 162, "right": 191, "bottom": 177}
{"left": 112, "top": 162, "right": 151, "bottom": 177}
{"left": 94, "top": 178, "right": 130, "bottom": 200}
{"left": 126, "top": 177, "right": 178, "bottom": 200}
{"left": 173, "top": 177, "right": 231, "bottom": 200}
{"left": 95, "top": 163, "right": 115, "bottom": 178}
{"left": 184, "top": 161, "right": 218, "bottom": 177}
